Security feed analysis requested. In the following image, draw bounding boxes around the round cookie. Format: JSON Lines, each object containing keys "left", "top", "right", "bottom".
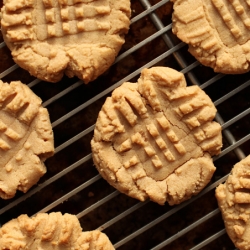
{"left": 91, "top": 67, "right": 222, "bottom": 205}
{"left": 0, "top": 80, "right": 54, "bottom": 199}
{"left": 0, "top": 212, "right": 115, "bottom": 249}
{"left": 0, "top": 0, "right": 131, "bottom": 83}
{"left": 216, "top": 155, "right": 250, "bottom": 250}
{"left": 171, "top": 0, "right": 250, "bottom": 74}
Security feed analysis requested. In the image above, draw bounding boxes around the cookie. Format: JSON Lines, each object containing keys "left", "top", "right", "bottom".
{"left": 0, "top": 80, "right": 54, "bottom": 199}
{"left": 91, "top": 67, "right": 222, "bottom": 205}
{"left": 171, "top": 0, "right": 250, "bottom": 74}
{"left": 0, "top": 212, "right": 115, "bottom": 249}
{"left": 216, "top": 155, "right": 250, "bottom": 250}
{"left": 0, "top": 0, "right": 131, "bottom": 83}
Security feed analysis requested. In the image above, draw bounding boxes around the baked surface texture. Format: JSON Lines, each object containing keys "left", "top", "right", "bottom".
{"left": 0, "top": 80, "right": 54, "bottom": 199}
{"left": 91, "top": 67, "right": 222, "bottom": 205}
{"left": 216, "top": 155, "right": 250, "bottom": 250}
{"left": 0, "top": 0, "right": 131, "bottom": 83}
{"left": 171, "top": 0, "right": 250, "bottom": 74}
{"left": 0, "top": 212, "right": 115, "bottom": 249}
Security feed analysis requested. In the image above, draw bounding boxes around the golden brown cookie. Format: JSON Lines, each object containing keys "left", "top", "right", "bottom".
{"left": 91, "top": 67, "right": 222, "bottom": 205}
{"left": 0, "top": 80, "right": 54, "bottom": 199}
{"left": 0, "top": 212, "right": 115, "bottom": 249}
{"left": 0, "top": 0, "right": 131, "bottom": 83}
{"left": 216, "top": 155, "right": 250, "bottom": 250}
{"left": 171, "top": 0, "right": 250, "bottom": 74}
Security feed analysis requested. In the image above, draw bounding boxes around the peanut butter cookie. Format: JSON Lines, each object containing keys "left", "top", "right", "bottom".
{"left": 91, "top": 67, "right": 222, "bottom": 205}
{"left": 171, "top": 0, "right": 250, "bottom": 74}
{"left": 1, "top": 0, "right": 131, "bottom": 83}
{"left": 0, "top": 212, "right": 114, "bottom": 249}
{"left": 216, "top": 155, "right": 250, "bottom": 250}
{"left": 0, "top": 80, "right": 54, "bottom": 199}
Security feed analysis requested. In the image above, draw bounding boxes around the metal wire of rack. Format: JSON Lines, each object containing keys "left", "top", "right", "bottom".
{"left": 0, "top": 0, "right": 250, "bottom": 249}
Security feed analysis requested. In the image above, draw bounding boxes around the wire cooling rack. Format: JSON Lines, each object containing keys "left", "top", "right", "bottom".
{"left": 0, "top": 0, "right": 250, "bottom": 249}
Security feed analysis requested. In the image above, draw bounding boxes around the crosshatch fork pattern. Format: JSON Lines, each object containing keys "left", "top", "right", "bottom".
{"left": 3, "top": 0, "right": 110, "bottom": 42}
{"left": 211, "top": 0, "right": 250, "bottom": 42}
{"left": 0, "top": 0, "right": 250, "bottom": 249}
{"left": 96, "top": 72, "right": 221, "bottom": 181}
